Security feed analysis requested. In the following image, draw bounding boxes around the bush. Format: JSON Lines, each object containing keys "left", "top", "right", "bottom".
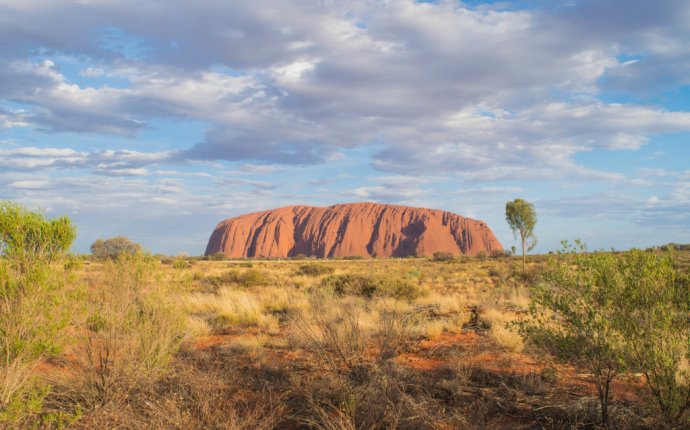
{"left": 209, "top": 269, "right": 270, "bottom": 288}
{"left": 320, "top": 274, "right": 425, "bottom": 300}
{"left": 209, "top": 252, "right": 227, "bottom": 261}
{"left": 0, "top": 201, "right": 75, "bottom": 268}
{"left": 522, "top": 243, "right": 690, "bottom": 428}
{"left": 521, "top": 244, "right": 627, "bottom": 427}
{"left": 490, "top": 250, "right": 509, "bottom": 258}
{"left": 90, "top": 236, "right": 141, "bottom": 260}
{"left": 297, "top": 264, "right": 335, "bottom": 277}
{"left": 611, "top": 250, "right": 689, "bottom": 427}
{"left": 432, "top": 252, "right": 455, "bottom": 262}
{"left": 173, "top": 257, "right": 192, "bottom": 269}
{"left": 69, "top": 254, "right": 185, "bottom": 408}
{"left": 0, "top": 202, "right": 77, "bottom": 426}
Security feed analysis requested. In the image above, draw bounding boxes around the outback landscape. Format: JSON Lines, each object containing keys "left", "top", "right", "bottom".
{"left": 2, "top": 0, "right": 690, "bottom": 429}
{"left": 1, "top": 200, "right": 689, "bottom": 429}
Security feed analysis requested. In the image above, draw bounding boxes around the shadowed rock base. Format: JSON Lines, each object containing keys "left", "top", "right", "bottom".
{"left": 205, "top": 202, "right": 503, "bottom": 258}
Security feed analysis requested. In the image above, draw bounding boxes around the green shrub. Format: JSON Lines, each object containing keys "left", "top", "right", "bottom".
{"left": 90, "top": 236, "right": 141, "bottom": 260}
{"left": 521, "top": 244, "right": 627, "bottom": 427}
{"left": 172, "top": 257, "right": 192, "bottom": 269}
{"left": 64, "top": 254, "right": 86, "bottom": 271}
{"left": 521, "top": 242, "right": 690, "bottom": 428}
{"left": 297, "top": 263, "right": 335, "bottom": 277}
{"left": 320, "top": 274, "right": 425, "bottom": 300}
{"left": 611, "top": 250, "right": 689, "bottom": 427}
{"left": 0, "top": 202, "right": 77, "bottom": 425}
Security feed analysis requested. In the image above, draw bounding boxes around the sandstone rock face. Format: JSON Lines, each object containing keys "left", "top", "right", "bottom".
{"left": 205, "top": 202, "right": 502, "bottom": 258}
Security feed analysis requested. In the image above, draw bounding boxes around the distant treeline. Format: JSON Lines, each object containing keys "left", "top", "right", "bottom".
{"left": 647, "top": 243, "right": 690, "bottom": 252}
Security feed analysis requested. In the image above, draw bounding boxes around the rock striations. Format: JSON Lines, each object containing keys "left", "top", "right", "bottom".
{"left": 205, "top": 202, "right": 502, "bottom": 258}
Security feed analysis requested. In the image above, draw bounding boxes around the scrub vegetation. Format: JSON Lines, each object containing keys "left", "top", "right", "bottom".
{"left": 1, "top": 202, "right": 688, "bottom": 429}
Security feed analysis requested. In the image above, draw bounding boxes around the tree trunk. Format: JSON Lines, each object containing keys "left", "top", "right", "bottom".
{"left": 521, "top": 234, "right": 526, "bottom": 273}
{"left": 595, "top": 375, "right": 611, "bottom": 428}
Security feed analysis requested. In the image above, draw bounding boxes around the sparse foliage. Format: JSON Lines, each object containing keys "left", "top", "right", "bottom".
{"left": 0, "top": 202, "right": 77, "bottom": 426}
{"left": 432, "top": 251, "right": 455, "bottom": 262}
{"left": 70, "top": 254, "right": 185, "bottom": 408}
{"left": 90, "top": 236, "right": 142, "bottom": 260}
{"left": 505, "top": 198, "right": 537, "bottom": 272}
{"left": 320, "top": 273, "right": 425, "bottom": 300}
{"left": 297, "top": 263, "right": 335, "bottom": 276}
{"left": 521, "top": 241, "right": 626, "bottom": 427}
{"left": 523, "top": 243, "right": 690, "bottom": 428}
{"left": 611, "top": 250, "right": 690, "bottom": 428}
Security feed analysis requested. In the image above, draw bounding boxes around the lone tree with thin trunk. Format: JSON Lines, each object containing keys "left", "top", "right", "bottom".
{"left": 505, "top": 198, "right": 537, "bottom": 272}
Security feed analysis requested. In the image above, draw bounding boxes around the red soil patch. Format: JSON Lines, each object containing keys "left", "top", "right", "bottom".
{"left": 419, "top": 330, "right": 481, "bottom": 350}
{"left": 468, "top": 351, "right": 542, "bottom": 375}
{"left": 193, "top": 327, "right": 265, "bottom": 349}
{"left": 396, "top": 330, "right": 481, "bottom": 371}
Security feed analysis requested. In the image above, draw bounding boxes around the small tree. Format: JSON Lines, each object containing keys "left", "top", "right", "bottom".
{"left": 521, "top": 242, "right": 626, "bottom": 427}
{"left": 505, "top": 198, "right": 537, "bottom": 272}
{"left": 90, "top": 236, "right": 142, "bottom": 260}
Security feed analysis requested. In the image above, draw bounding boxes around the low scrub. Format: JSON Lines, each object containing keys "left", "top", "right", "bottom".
{"left": 320, "top": 274, "right": 425, "bottom": 300}
{"left": 432, "top": 251, "right": 455, "bottom": 262}
{"left": 66, "top": 254, "right": 186, "bottom": 409}
{"left": 297, "top": 263, "right": 335, "bottom": 276}
{"left": 522, "top": 243, "right": 690, "bottom": 428}
{"left": 205, "top": 269, "right": 270, "bottom": 288}
{"left": 0, "top": 202, "right": 78, "bottom": 427}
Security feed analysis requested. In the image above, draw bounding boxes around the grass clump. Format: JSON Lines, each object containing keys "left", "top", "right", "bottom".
{"left": 185, "top": 287, "right": 278, "bottom": 331}
{"left": 297, "top": 263, "right": 335, "bottom": 277}
{"left": 205, "top": 269, "right": 270, "bottom": 288}
{"left": 320, "top": 274, "right": 425, "bottom": 300}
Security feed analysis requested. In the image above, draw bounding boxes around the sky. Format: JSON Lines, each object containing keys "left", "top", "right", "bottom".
{"left": 0, "top": 0, "right": 689, "bottom": 255}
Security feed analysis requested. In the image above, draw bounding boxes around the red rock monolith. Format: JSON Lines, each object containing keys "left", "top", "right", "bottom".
{"left": 205, "top": 202, "right": 502, "bottom": 258}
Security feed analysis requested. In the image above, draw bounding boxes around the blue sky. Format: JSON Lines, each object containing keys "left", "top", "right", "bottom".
{"left": 0, "top": 0, "right": 688, "bottom": 255}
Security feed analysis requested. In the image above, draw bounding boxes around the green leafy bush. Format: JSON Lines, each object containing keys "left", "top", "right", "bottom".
{"left": 611, "top": 250, "right": 689, "bottom": 427}
{"left": 90, "top": 236, "right": 141, "bottom": 260}
{"left": 0, "top": 201, "right": 77, "bottom": 426}
{"left": 522, "top": 242, "right": 690, "bottom": 428}
{"left": 173, "top": 257, "right": 192, "bottom": 269}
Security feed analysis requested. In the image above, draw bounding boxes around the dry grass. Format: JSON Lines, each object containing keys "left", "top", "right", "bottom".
{"left": 7, "top": 252, "right": 684, "bottom": 428}
{"left": 184, "top": 287, "right": 280, "bottom": 332}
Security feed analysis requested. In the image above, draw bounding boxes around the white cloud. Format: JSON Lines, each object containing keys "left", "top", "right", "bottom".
{"left": 0, "top": 0, "right": 689, "bottom": 252}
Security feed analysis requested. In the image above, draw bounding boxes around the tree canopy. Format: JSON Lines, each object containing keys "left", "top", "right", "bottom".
{"left": 505, "top": 198, "right": 537, "bottom": 271}
{"left": 90, "top": 236, "right": 142, "bottom": 260}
